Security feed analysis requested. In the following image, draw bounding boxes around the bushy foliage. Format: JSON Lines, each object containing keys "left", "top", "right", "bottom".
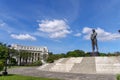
{"left": 0, "top": 60, "right": 4, "bottom": 71}
{"left": 66, "top": 50, "right": 85, "bottom": 57}
{"left": 99, "top": 53, "right": 107, "bottom": 56}
{"left": 47, "top": 53, "right": 54, "bottom": 63}
{"left": 0, "top": 43, "right": 8, "bottom": 71}
{"left": 0, "top": 43, "right": 8, "bottom": 59}
{"left": 47, "top": 50, "right": 86, "bottom": 63}
{"left": 10, "top": 58, "right": 17, "bottom": 66}
{"left": 47, "top": 57, "right": 54, "bottom": 63}
{"left": 25, "top": 60, "right": 42, "bottom": 66}
{"left": 117, "top": 74, "right": 120, "bottom": 80}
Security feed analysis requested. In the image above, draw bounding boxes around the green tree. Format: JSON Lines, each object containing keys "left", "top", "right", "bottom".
{"left": 10, "top": 58, "right": 17, "bottom": 66}
{"left": 0, "top": 43, "right": 8, "bottom": 60}
{"left": 0, "top": 43, "right": 8, "bottom": 71}
{"left": 66, "top": 50, "right": 85, "bottom": 57}
{"left": 99, "top": 53, "right": 107, "bottom": 56}
{"left": 47, "top": 52, "right": 54, "bottom": 63}
{"left": 0, "top": 60, "right": 4, "bottom": 71}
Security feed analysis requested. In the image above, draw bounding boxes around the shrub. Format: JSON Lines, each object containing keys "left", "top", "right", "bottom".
{"left": 66, "top": 50, "right": 85, "bottom": 57}
{"left": 32, "top": 60, "right": 42, "bottom": 66}
{"left": 47, "top": 56, "right": 54, "bottom": 63}
{"left": 0, "top": 60, "right": 4, "bottom": 71}
{"left": 117, "top": 74, "right": 120, "bottom": 80}
{"left": 10, "top": 58, "right": 17, "bottom": 66}
{"left": 25, "top": 60, "right": 42, "bottom": 66}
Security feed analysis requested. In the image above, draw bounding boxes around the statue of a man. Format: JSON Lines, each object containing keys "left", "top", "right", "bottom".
{"left": 118, "top": 30, "right": 120, "bottom": 33}
{"left": 91, "top": 29, "right": 98, "bottom": 53}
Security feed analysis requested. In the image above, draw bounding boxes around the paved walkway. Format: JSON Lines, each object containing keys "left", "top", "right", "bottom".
{"left": 8, "top": 67, "right": 116, "bottom": 80}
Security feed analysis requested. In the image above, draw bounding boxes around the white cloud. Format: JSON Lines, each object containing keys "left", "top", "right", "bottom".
{"left": 82, "top": 27, "right": 120, "bottom": 41}
{"left": 0, "top": 20, "right": 15, "bottom": 33}
{"left": 0, "top": 21, "right": 5, "bottom": 27}
{"left": 11, "top": 34, "right": 36, "bottom": 41}
{"left": 82, "top": 27, "right": 92, "bottom": 34}
{"left": 74, "top": 32, "right": 81, "bottom": 37}
{"left": 37, "top": 19, "right": 71, "bottom": 39}
{"left": 82, "top": 27, "right": 92, "bottom": 40}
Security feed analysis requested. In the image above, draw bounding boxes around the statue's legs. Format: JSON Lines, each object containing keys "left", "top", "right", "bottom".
{"left": 96, "top": 43, "right": 98, "bottom": 52}
{"left": 92, "top": 41, "right": 95, "bottom": 53}
{"left": 95, "top": 39, "right": 98, "bottom": 52}
{"left": 91, "top": 39, "right": 98, "bottom": 56}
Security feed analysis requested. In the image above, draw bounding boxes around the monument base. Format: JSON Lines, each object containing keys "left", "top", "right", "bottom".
{"left": 90, "top": 52, "right": 99, "bottom": 56}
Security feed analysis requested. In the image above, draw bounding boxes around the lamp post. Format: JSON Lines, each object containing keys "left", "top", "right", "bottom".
{"left": 2, "top": 45, "right": 11, "bottom": 75}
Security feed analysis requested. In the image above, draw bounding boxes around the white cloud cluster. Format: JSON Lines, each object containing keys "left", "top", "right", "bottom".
{"left": 0, "top": 20, "right": 14, "bottom": 33}
{"left": 38, "top": 19, "right": 71, "bottom": 39}
{"left": 82, "top": 27, "right": 92, "bottom": 40}
{"left": 11, "top": 34, "right": 36, "bottom": 41}
{"left": 74, "top": 32, "right": 81, "bottom": 37}
{"left": 82, "top": 27, "right": 120, "bottom": 41}
{"left": 0, "top": 21, "right": 5, "bottom": 27}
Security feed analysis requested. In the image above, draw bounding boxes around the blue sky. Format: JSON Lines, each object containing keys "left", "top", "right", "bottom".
{"left": 0, "top": 0, "right": 120, "bottom": 53}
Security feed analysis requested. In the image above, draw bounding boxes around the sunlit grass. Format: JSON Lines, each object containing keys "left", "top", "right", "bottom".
{"left": 0, "top": 74, "right": 60, "bottom": 80}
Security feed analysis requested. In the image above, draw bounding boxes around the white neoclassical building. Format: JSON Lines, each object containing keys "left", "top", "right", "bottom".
{"left": 11, "top": 44, "right": 49, "bottom": 65}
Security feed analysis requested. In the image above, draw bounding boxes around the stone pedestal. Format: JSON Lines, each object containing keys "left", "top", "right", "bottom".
{"left": 90, "top": 52, "right": 99, "bottom": 56}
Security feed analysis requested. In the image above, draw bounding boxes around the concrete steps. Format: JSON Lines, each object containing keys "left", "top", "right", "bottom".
{"left": 66, "top": 57, "right": 83, "bottom": 64}
{"left": 59, "top": 58, "right": 70, "bottom": 63}
{"left": 70, "top": 57, "right": 96, "bottom": 73}
{"left": 50, "top": 63, "right": 74, "bottom": 72}
{"left": 38, "top": 56, "right": 120, "bottom": 74}
{"left": 54, "top": 58, "right": 64, "bottom": 63}
{"left": 95, "top": 57, "right": 120, "bottom": 74}
{"left": 38, "top": 63, "right": 55, "bottom": 71}
{"left": 49, "top": 58, "right": 83, "bottom": 72}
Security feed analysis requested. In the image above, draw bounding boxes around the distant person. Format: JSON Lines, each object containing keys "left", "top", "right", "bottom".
{"left": 91, "top": 29, "right": 98, "bottom": 53}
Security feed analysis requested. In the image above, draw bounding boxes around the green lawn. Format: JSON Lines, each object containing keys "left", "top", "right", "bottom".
{"left": 0, "top": 74, "right": 60, "bottom": 80}
{"left": 117, "top": 74, "right": 120, "bottom": 80}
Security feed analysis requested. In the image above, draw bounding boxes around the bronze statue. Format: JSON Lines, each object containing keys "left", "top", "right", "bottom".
{"left": 91, "top": 29, "right": 98, "bottom": 54}
{"left": 118, "top": 30, "right": 120, "bottom": 33}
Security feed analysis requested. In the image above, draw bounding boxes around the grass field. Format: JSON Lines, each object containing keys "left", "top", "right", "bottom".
{"left": 117, "top": 74, "right": 120, "bottom": 80}
{"left": 0, "top": 74, "right": 60, "bottom": 80}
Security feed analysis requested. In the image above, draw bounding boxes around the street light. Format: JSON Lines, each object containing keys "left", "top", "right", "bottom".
{"left": 2, "top": 45, "right": 11, "bottom": 75}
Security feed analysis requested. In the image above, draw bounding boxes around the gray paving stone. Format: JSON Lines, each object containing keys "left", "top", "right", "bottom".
{"left": 8, "top": 67, "right": 116, "bottom": 80}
